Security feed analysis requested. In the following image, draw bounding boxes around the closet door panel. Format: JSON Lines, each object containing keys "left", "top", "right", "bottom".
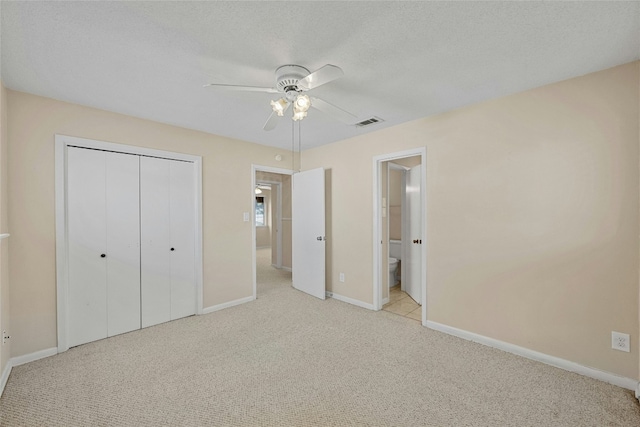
{"left": 169, "top": 161, "right": 196, "bottom": 320}
{"left": 106, "top": 152, "right": 141, "bottom": 337}
{"left": 67, "top": 147, "right": 108, "bottom": 347}
{"left": 140, "top": 157, "right": 172, "bottom": 328}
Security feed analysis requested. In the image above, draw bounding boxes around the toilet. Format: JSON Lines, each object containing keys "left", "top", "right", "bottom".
{"left": 389, "top": 240, "right": 402, "bottom": 287}
{"left": 388, "top": 258, "right": 399, "bottom": 286}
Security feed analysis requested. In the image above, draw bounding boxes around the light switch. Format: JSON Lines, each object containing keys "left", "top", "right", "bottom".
{"left": 243, "top": 212, "right": 250, "bottom": 222}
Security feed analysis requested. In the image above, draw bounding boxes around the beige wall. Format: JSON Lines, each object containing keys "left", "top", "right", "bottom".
{"left": 303, "top": 62, "right": 640, "bottom": 379}
{"left": 7, "top": 90, "right": 286, "bottom": 357}
{"left": 0, "top": 82, "right": 10, "bottom": 375}
{"left": 255, "top": 189, "right": 271, "bottom": 248}
{"left": 388, "top": 167, "right": 402, "bottom": 241}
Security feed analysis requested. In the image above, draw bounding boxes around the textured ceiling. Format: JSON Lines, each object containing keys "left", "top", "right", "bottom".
{"left": 1, "top": 1, "right": 639, "bottom": 150}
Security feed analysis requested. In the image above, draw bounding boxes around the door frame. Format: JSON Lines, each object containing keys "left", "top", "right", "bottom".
{"left": 55, "top": 134, "right": 204, "bottom": 353}
{"left": 372, "top": 147, "right": 427, "bottom": 325}
{"left": 251, "top": 164, "right": 293, "bottom": 299}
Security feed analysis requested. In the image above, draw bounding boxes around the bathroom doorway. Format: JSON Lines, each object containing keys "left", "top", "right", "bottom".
{"left": 252, "top": 166, "right": 293, "bottom": 298}
{"left": 372, "top": 148, "right": 426, "bottom": 324}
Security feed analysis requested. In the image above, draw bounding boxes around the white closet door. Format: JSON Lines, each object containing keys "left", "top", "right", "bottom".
{"left": 106, "top": 152, "right": 141, "bottom": 336}
{"left": 67, "top": 147, "right": 108, "bottom": 347}
{"left": 140, "top": 157, "right": 172, "bottom": 328}
{"left": 169, "top": 161, "right": 196, "bottom": 320}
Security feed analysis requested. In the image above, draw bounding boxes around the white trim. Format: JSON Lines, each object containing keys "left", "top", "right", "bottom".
{"left": 0, "top": 233, "right": 9, "bottom": 239}
{"left": 382, "top": 297, "right": 389, "bottom": 306}
{"left": 54, "top": 134, "right": 204, "bottom": 352}
{"left": 271, "top": 264, "right": 292, "bottom": 273}
{"left": 0, "top": 361, "right": 11, "bottom": 397}
{"left": 11, "top": 347, "right": 58, "bottom": 367}
{"left": 372, "top": 147, "right": 427, "bottom": 326}
{"left": 202, "top": 296, "right": 255, "bottom": 315}
{"left": 280, "top": 266, "right": 292, "bottom": 272}
{"left": 251, "top": 164, "right": 294, "bottom": 301}
{"left": 326, "top": 292, "right": 376, "bottom": 311}
{"left": 426, "top": 321, "right": 639, "bottom": 391}
{"left": 636, "top": 383, "right": 640, "bottom": 401}
{"left": 1, "top": 347, "right": 60, "bottom": 397}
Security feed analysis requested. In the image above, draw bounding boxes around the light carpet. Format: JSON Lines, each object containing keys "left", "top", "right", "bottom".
{"left": 1, "top": 248, "right": 639, "bottom": 426}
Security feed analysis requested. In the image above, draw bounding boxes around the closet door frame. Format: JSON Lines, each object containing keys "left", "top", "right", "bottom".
{"left": 55, "top": 134, "right": 203, "bottom": 353}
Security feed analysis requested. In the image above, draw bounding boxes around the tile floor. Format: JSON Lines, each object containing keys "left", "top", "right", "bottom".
{"left": 382, "top": 284, "right": 422, "bottom": 322}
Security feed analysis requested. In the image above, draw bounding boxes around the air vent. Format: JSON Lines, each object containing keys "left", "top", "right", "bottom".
{"left": 355, "top": 117, "right": 384, "bottom": 127}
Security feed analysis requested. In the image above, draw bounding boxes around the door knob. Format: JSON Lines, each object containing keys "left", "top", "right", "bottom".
{"left": 100, "top": 254, "right": 106, "bottom": 258}
{"left": 170, "top": 248, "right": 175, "bottom": 251}
{"left": 413, "top": 239, "right": 418, "bottom": 244}
{"left": 316, "top": 236, "right": 323, "bottom": 241}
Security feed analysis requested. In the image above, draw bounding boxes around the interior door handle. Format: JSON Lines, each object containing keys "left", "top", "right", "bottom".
{"left": 317, "top": 236, "right": 323, "bottom": 241}
{"left": 413, "top": 239, "right": 418, "bottom": 244}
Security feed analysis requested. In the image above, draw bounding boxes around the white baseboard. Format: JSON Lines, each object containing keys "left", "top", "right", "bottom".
{"left": 0, "top": 360, "right": 11, "bottom": 397}
{"left": 1, "top": 346, "right": 59, "bottom": 397}
{"left": 326, "top": 292, "right": 375, "bottom": 311}
{"left": 636, "top": 383, "right": 640, "bottom": 401}
{"left": 11, "top": 347, "right": 58, "bottom": 367}
{"left": 382, "top": 297, "right": 389, "bottom": 305}
{"left": 202, "top": 295, "right": 255, "bottom": 315}
{"left": 426, "top": 321, "right": 638, "bottom": 391}
{"left": 270, "top": 264, "right": 292, "bottom": 273}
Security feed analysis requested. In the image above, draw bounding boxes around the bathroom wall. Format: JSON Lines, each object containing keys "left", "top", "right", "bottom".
{"left": 388, "top": 167, "right": 403, "bottom": 240}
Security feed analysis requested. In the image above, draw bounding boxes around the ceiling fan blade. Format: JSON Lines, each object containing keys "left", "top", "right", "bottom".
{"left": 204, "top": 83, "right": 279, "bottom": 93}
{"left": 297, "top": 65, "right": 344, "bottom": 90}
{"left": 310, "top": 96, "right": 357, "bottom": 124}
{"left": 263, "top": 111, "right": 280, "bottom": 131}
{"left": 263, "top": 102, "right": 291, "bottom": 131}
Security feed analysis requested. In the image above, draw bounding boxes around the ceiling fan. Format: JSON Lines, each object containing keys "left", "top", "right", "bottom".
{"left": 205, "top": 64, "right": 357, "bottom": 131}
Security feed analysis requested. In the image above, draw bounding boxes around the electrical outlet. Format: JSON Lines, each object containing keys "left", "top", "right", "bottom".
{"left": 339, "top": 273, "right": 345, "bottom": 283}
{"left": 611, "top": 331, "right": 630, "bottom": 352}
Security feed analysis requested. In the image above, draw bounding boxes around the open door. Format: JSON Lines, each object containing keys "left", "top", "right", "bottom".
{"left": 292, "top": 167, "right": 325, "bottom": 300}
{"left": 404, "top": 164, "right": 422, "bottom": 304}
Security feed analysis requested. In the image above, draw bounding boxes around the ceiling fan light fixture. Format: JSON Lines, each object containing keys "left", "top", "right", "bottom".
{"left": 294, "top": 94, "right": 311, "bottom": 112}
{"left": 292, "top": 110, "right": 307, "bottom": 121}
{"left": 270, "top": 98, "right": 289, "bottom": 117}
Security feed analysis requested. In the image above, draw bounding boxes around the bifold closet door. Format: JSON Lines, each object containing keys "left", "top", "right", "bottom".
{"left": 105, "top": 152, "right": 141, "bottom": 336}
{"left": 67, "top": 148, "right": 141, "bottom": 348}
{"left": 140, "top": 157, "right": 196, "bottom": 328}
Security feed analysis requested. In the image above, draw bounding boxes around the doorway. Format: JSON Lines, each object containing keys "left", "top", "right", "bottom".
{"left": 373, "top": 148, "right": 426, "bottom": 325}
{"left": 251, "top": 165, "right": 293, "bottom": 298}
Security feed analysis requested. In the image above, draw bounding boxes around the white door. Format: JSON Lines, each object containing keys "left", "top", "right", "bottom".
{"left": 169, "top": 160, "right": 196, "bottom": 320}
{"left": 105, "top": 152, "right": 141, "bottom": 336}
{"left": 140, "top": 157, "right": 172, "bottom": 327}
{"left": 405, "top": 165, "right": 422, "bottom": 305}
{"left": 68, "top": 148, "right": 141, "bottom": 347}
{"left": 292, "top": 168, "right": 325, "bottom": 300}
{"left": 140, "top": 157, "right": 196, "bottom": 327}
{"left": 67, "top": 147, "right": 108, "bottom": 347}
